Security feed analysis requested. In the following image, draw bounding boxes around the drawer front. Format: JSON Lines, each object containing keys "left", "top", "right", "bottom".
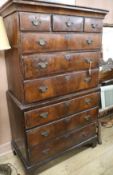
{"left": 84, "top": 18, "right": 102, "bottom": 32}
{"left": 27, "top": 108, "right": 97, "bottom": 147}
{"left": 22, "top": 51, "right": 101, "bottom": 79}
{"left": 53, "top": 15, "right": 83, "bottom": 31}
{"left": 25, "top": 92, "right": 100, "bottom": 129}
{"left": 19, "top": 12, "right": 51, "bottom": 31}
{"left": 24, "top": 69, "right": 99, "bottom": 103}
{"left": 21, "top": 33, "right": 101, "bottom": 54}
{"left": 29, "top": 124, "right": 96, "bottom": 163}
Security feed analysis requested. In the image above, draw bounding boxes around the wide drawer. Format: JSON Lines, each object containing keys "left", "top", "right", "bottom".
{"left": 29, "top": 123, "right": 96, "bottom": 163}
{"left": 24, "top": 69, "right": 99, "bottom": 103}
{"left": 25, "top": 92, "right": 100, "bottom": 129}
{"left": 84, "top": 18, "right": 102, "bottom": 33}
{"left": 21, "top": 33, "right": 102, "bottom": 54}
{"left": 53, "top": 15, "right": 83, "bottom": 31}
{"left": 22, "top": 51, "right": 101, "bottom": 79}
{"left": 26, "top": 107, "right": 98, "bottom": 147}
{"left": 19, "top": 12, "right": 51, "bottom": 31}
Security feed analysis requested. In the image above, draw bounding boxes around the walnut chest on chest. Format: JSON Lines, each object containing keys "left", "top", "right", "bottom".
{"left": 1, "top": 1, "right": 107, "bottom": 174}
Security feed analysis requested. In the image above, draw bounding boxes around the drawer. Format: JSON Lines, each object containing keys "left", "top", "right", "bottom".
{"left": 27, "top": 108, "right": 97, "bottom": 147}
{"left": 84, "top": 18, "right": 102, "bottom": 32}
{"left": 21, "top": 33, "right": 102, "bottom": 54}
{"left": 29, "top": 123, "right": 96, "bottom": 163}
{"left": 22, "top": 51, "right": 101, "bottom": 79}
{"left": 53, "top": 15, "right": 83, "bottom": 31}
{"left": 24, "top": 69, "right": 99, "bottom": 103}
{"left": 19, "top": 12, "right": 51, "bottom": 31}
{"left": 25, "top": 92, "right": 100, "bottom": 129}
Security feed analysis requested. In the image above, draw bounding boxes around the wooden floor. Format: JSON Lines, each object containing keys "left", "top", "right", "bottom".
{"left": 0, "top": 127, "right": 113, "bottom": 175}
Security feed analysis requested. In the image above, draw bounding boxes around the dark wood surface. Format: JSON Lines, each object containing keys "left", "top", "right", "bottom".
{"left": 4, "top": 13, "right": 24, "bottom": 102}
{"left": 84, "top": 18, "right": 103, "bottom": 32}
{"left": 6, "top": 92, "right": 28, "bottom": 161}
{"left": 53, "top": 15, "right": 83, "bottom": 32}
{"left": 25, "top": 92, "right": 100, "bottom": 129}
{"left": 22, "top": 51, "right": 101, "bottom": 79}
{"left": 24, "top": 69, "right": 99, "bottom": 103}
{"left": 1, "top": 1, "right": 107, "bottom": 174}
{"left": 20, "top": 12, "right": 51, "bottom": 31}
{"left": 99, "top": 69, "right": 113, "bottom": 84}
{"left": 29, "top": 123, "right": 97, "bottom": 164}
{"left": 27, "top": 107, "right": 98, "bottom": 147}
{"left": 21, "top": 33, "right": 102, "bottom": 54}
{"left": 1, "top": 0, "right": 108, "bottom": 19}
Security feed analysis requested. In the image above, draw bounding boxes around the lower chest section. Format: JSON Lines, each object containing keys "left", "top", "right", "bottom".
{"left": 23, "top": 90, "right": 100, "bottom": 165}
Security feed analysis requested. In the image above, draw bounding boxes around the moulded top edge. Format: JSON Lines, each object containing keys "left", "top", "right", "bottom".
{"left": 0, "top": 0, "right": 109, "bottom": 15}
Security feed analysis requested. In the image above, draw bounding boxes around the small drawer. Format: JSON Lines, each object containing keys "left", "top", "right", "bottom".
{"left": 19, "top": 12, "right": 51, "bottom": 31}
{"left": 69, "top": 33, "right": 101, "bottom": 50}
{"left": 22, "top": 51, "right": 101, "bottom": 79}
{"left": 29, "top": 123, "right": 96, "bottom": 163}
{"left": 24, "top": 69, "right": 99, "bottom": 103}
{"left": 84, "top": 18, "right": 103, "bottom": 32}
{"left": 25, "top": 92, "right": 100, "bottom": 129}
{"left": 53, "top": 15, "right": 83, "bottom": 31}
{"left": 21, "top": 33, "right": 102, "bottom": 54}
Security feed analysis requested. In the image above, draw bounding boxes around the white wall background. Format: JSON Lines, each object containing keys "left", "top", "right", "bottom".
{"left": 102, "top": 27, "right": 113, "bottom": 62}
{"left": 39, "top": 0, "right": 75, "bottom": 5}
{"left": 0, "top": 0, "right": 8, "bottom": 7}
{"left": 0, "top": 0, "right": 76, "bottom": 6}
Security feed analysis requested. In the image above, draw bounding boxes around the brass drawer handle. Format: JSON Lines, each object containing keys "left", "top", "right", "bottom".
{"left": 38, "top": 62, "right": 48, "bottom": 69}
{"left": 64, "top": 118, "right": 71, "bottom": 123}
{"left": 65, "top": 75, "right": 71, "bottom": 81}
{"left": 84, "top": 98, "right": 92, "bottom": 105}
{"left": 38, "top": 38, "right": 47, "bottom": 46}
{"left": 85, "top": 58, "right": 93, "bottom": 76}
{"left": 84, "top": 115, "right": 91, "bottom": 121}
{"left": 66, "top": 20, "right": 73, "bottom": 27}
{"left": 39, "top": 86, "right": 48, "bottom": 93}
{"left": 32, "top": 17, "right": 41, "bottom": 26}
{"left": 64, "top": 101, "right": 71, "bottom": 107}
{"left": 65, "top": 55, "right": 72, "bottom": 61}
{"left": 40, "top": 112, "right": 48, "bottom": 119}
{"left": 85, "top": 58, "right": 93, "bottom": 64}
{"left": 91, "top": 23, "right": 98, "bottom": 29}
{"left": 42, "top": 148, "right": 50, "bottom": 155}
{"left": 86, "top": 39, "right": 93, "bottom": 45}
{"left": 64, "top": 133, "right": 70, "bottom": 138}
{"left": 84, "top": 77, "right": 92, "bottom": 83}
{"left": 82, "top": 132, "right": 87, "bottom": 137}
{"left": 41, "top": 131, "right": 49, "bottom": 137}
